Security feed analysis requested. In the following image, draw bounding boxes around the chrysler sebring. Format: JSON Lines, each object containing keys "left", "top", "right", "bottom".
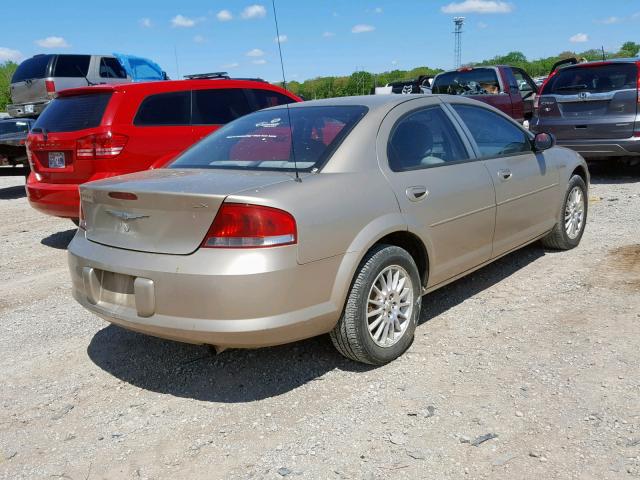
{"left": 68, "top": 95, "right": 589, "bottom": 365}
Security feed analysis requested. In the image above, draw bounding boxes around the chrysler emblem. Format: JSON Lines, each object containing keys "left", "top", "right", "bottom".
{"left": 106, "top": 210, "right": 150, "bottom": 221}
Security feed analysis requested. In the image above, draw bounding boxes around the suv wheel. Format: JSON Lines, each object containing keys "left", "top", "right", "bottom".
{"left": 330, "top": 245, "right": 422, "bottom": 365}
{"left": 541, "top": 174, "right": 588, "bottom": 250}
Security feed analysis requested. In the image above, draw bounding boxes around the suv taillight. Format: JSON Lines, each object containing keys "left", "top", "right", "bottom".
{"left": 76, "top": 132, "right": 128, "bottom": 159}
{"left": 201, "top": 203, "right": 297, "bottom": 248}
{"left": 45, "top": 79, "right": 56, "bottom": 98}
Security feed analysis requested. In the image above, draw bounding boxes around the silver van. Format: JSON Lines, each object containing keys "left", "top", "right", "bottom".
{"left": 7, "top": 54, "right": 132, "bottom": 118}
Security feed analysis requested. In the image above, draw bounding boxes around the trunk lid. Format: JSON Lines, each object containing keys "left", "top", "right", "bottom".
{"left": 538, "top": 62, "right": 638, "bottom": 140}
{"left": 81, "top": 168, "right": 295, "bottom": 255}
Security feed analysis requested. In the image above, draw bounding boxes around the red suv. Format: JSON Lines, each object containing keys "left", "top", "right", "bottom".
{"left": 26, "top": 76, "right": 300, "bottom": 221}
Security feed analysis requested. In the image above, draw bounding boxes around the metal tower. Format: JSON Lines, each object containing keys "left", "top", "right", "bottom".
{"left": 453, "top": 17, "right": 465, "bottom": 68}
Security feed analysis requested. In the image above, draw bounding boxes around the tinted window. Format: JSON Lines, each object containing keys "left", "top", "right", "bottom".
{"left": 432, "top": 68, "right": 501, "bottom": 95}
{"left": 192, "top": 89, "right": 251, "bottom": 125}
{"left": 52, "top": 55, "right": 91, "bottom": 77}
{"left": 543, "top": 63, "right": 637, "bottom": 95}
{"left": 453, "top": 104, "right": 531, "bottom": 157}
{"left": 250, "top": 89, "right": 296, "bottom": 109}
{"left": 0, "top": 120, "right": 31, "bottom": 135}
{"left": 134, "top": 92, "right": 191, "bottom": 126}
{"left": 512, "top": 69, "right": 536, "bottom": 95}
{"left": 170, "top": 106, "right": 367, "bottom": 172}
{"left": 388, "top": 107, "right": 469, "bottom": 171}
{"left": 32, "top": 93, "right": 112, "bottom": 133}
{"left": 99, "top": 57, "right": 127, "bottom": 79}
{"left": 12, "top": 55, "right": 52, "bottom": 82}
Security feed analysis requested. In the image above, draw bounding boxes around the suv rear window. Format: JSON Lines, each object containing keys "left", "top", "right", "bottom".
{"left": 32, "top": 93, "right": 112, "bottom": 133}
{"left": 543, "top": 63, "right": 638, "bottom": 95}
{"left": 12, "top": 55, "right": 53, "bottom": 82}
{"left": 170, "top": 105, "right": 368, "bottom": 172}
{"left": 52, "top": 55, "right": 91, "bottom": 77}
{"left": 134, "top": 91, "right": 191, "bottom": 126}
{"left": 432, "top": 68, "right": 501, "bottom": 95}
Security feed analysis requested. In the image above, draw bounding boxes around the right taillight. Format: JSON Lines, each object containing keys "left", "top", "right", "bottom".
{"left": 45, "top": 79, "right": 56, "bottom": 98}
{"left": 201, "top": 203, "right": 297, "bottom": 248}
{"left": 76, "top": 132, "right": 128, "bottom": 159}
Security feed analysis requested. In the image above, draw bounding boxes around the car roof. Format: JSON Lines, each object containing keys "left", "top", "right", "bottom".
{"left": 565, "top": 58, "right": 640, "bottom": 69}
{"left": 57, "top": 79, "right": 295, "bottom": 98}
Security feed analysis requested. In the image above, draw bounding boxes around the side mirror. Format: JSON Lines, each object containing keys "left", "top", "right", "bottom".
{"left": 533, "top": 132, "right": 555, "bottom": 152}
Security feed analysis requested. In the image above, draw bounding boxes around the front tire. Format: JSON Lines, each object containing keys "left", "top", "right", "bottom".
{"left": 541, "top": 174, "right": 588, "bottom": 250}
{"left": 330, "top": 245, "right": 422, "bottom": 365}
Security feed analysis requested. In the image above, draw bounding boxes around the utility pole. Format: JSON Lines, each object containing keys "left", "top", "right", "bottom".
{"left": 453, "top": 17, "right": 465, "bottom": 68}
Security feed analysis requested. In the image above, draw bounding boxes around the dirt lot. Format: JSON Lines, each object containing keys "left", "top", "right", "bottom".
{"left": 1, "top": 165, "right": 639, "bottom": 480}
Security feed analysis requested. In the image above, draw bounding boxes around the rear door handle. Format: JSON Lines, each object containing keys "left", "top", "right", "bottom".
{"left": 406, "top": 186, "right": 429, "bottom": 202}
{"left": 497, "top": 169, "right": 512, "bottom": 181}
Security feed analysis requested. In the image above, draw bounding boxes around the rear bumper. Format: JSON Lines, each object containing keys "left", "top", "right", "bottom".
{"left": 26, "top": 175, "right": 79, "bottom": 218}
{"left": 67, "top": 232, "right": 348, "bottom": 348}
{"left": 555, "top": 137, "right": 640, "bottom": 159}
{"left": 7, "top": 101, "right": 49, "bottom": 118}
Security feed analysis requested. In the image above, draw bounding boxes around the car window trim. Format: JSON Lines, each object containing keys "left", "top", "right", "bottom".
{"left": 386, "top": 103, "right": 477, "bottom": 172}
{"left": 133, "top": 90, "right": 193, "bottom": 127}
{"left": 190, "top": 88, "right": 253, "bottom": 127}
{"left": 443, "top": 102, "right": 535, "bottom": 161}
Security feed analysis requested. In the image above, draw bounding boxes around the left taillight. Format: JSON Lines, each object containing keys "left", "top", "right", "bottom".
{"left": 201, "top": 203, "right": 297, "bottom": 248}
{"left": 45, "top": 79, "right": 56, "bottom": 98}
{"left": 76, "top": 132, "right": 128, "bottom": 159}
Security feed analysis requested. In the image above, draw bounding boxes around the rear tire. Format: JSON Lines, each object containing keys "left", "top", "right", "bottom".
{"left": 541, "top": 175, "right": 587, "bottom": 250}
{"left": 330, "top": 244, "right": 421, "bottom": 365}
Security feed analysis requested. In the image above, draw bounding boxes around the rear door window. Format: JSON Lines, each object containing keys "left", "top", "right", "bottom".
{"left": 388, "top": 107, "right": 469, "bottom": 171}
{"left": 32, "top": 93, "right": 112, "bottom": 132}
{"left": 432, "top": 68, "right": 501, "bottom": 95}
{"left": 248, "top": 89, "right": 297, "bottom": 109}
{"left": 52, "top": 55, "right": 91, "bottom": 77}
{"left": 543, "top": 63, "right": 637, "bottom": 94}
{"left": 134, "top": 91, "right": 191, "bottom": 126}
{"left": 453, "top": 104, "right": 531, "bottom": 157}
{"left": 191, "top": 89, "right": 252, "bottom": 125}
{"left": 11, "top": 55, "right": 53, "bottom": 82}
{"left": 99, "top": 57, "right": 127, "bottom": 79}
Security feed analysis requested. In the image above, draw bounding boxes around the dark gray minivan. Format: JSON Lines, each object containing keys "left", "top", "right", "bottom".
{"left": 532, "top": 59, "right": 640, "bottom": 161}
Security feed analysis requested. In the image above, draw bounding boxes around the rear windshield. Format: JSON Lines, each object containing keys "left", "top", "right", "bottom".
{"left": 432, "top": 68, "right": 501, "bottom": 95}
{"left": 543, "top": 63, "right": 638, "bottom": 95}
{"left": 170, "top": 105, "right": 368, "bottom": 172}
{"left": 0, "top": 120, "right": 31, "bottom": 135}
{"left": 32, "top": 93, "right": 112, "bottom": 133}
{"left": 12, "top": 55, "right": 53, "bottom": 82}
{"left": 52, "top": 55, "right": 91, "bottom": 77}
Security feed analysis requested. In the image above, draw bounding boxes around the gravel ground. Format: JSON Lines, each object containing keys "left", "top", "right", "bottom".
{"left": 1, "top": 164, "right": 639, "bottom": 480}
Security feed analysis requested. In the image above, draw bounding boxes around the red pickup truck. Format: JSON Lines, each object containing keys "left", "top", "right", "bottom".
{"left": 431, "top": 65, "right": 538, "bottom": 123}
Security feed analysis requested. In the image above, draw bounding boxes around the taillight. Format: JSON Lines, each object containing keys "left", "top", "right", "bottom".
{"left": 76, "top": 132, "right": 128, "bottom": 159}
{"left": 45, "top": 79, "right": 56, "bottom": 97}
{"left": 201, "top": 203, "right": 297, "bottom": 248}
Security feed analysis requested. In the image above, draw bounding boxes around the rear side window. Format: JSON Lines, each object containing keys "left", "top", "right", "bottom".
{"left": 0, "top": 120, "right": 31, "bottom": 135}
{"left": 453, "top": 104, "right": 531, "bottom": 157}
{"left": 12, "top": 55, "right": 52, "bottom": 82}
{"left": 388, "top": 107, "right": 469, "bottom": 171}
{"left": 32, "top": 93, "right": 112, "bottom": 133}
{"left": 99, "top": 57, "right": 127, "bottom": 79}
{"left": 250, "top": 89, "right": 296, "bottom": 109}
{"left": 543, "top": 63, "right": 638, "bottom": 95}
{"left": 192, "top": 89, "right": 251, "bottom": 125}
{"left": 52, "top": 55, "right": 91, "bottom": 77}
{"left": 134, "top": 91, "right": 191, "bottom": 126}
{"left": 432, "top": 68, "right": 501, "bottom": 95}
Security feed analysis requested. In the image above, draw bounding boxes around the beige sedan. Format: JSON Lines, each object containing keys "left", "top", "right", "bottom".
{"left": 68, "top": 95, "right": 589, "bottom": 365}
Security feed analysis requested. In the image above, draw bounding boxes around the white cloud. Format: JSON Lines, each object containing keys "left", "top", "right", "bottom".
{"left": 222, "top": 62, "right": 240, "bottom": 69}
{"left": 441, "top": 0, "right": 513, "bottom": 14}
{"left": 0, "top": 47, "right": 22, "bottom": 62}
{"left": 35, "top": 36, "right": 70, "bottom": 48}
{"left": 598, "top": 16, "right": 621, "bottom": 24}
{"left": 391, "top": 60, "right": 398, "bottom": 66}
{"left": 193, "top": 35, "right": 206, "bottom": 44}
{"left": 478, "top": 21, "right": 489, "bottom": 28}
{"left": 241, "top": 5, "right": 266, "bottom": 19}
{"left": 352, "top": 24, "right": 375, "bottom": 33}
{"left": 632, "top": 12, "right": 640, "bottom": 19}
{"left": 139, "top": 18, "right": 152, "bottom": 28}
{"left": 274, "top": 34, "right": 288, "bottom": 43}
{"left": 252, "top": 59, "right": 267, "bottom": 65}
{"left": 374, "top": 7, "right": 383, "bottom": 13}
{"left": 171, "top": 14, "right": 196, "bottom": 28}
{"left": 216, "top": 9, "right": 233, "bottom": 21}
{"left": 322, "top": 31, "right": 336, "bottom": 38}
{"left": 246, "top": 48, "right": 265, "bottom": 57}
{"left": 569, "top": 33, "right": 589, "bottom": 43}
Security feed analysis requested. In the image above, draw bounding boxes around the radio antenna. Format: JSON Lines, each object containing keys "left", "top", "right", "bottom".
{"left": 271, "top": 0, "right": 300, "bottom": 182}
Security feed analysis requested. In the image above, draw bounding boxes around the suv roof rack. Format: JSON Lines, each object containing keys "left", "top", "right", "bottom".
{"left": 184, "top": 72, "right": 230, "bottom": 80}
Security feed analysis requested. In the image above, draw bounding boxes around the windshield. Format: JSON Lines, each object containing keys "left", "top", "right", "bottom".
{"left": 543, "top": 63, "right": 637, "bottom": 95}
{"left": 0, "top": 120, "right": 31, "bottom": 135}
{"left": 432, "top": 68, "right": 501, "bottom": 95}
{"left": 170, "top": 105, "right": 368, "bottom": 172}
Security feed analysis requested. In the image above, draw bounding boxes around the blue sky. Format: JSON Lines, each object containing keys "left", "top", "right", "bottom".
{"left": 1, "top": 0, "right": 639, "bottom": 82}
